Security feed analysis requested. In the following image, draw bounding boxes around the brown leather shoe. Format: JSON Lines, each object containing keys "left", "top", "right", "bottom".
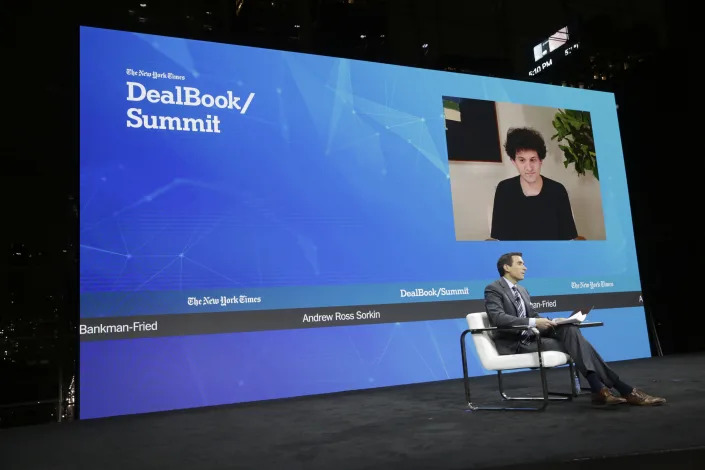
{"left": 591, "top": 387, "right": 628, "bottom": 405}
{"left": 624, "top": 388, "right": 666, "bottom": 406}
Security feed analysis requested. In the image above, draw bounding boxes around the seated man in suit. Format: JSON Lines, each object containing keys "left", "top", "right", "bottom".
{"left": 484, "top": 252, "right": 665, "bottom": 406}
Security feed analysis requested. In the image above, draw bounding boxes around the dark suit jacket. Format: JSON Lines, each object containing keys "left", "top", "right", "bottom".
{"left": 484, "top": 278, "right": 540, "bottom": 354}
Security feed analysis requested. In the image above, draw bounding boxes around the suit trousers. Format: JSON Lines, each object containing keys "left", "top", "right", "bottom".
{"left": 516, "top": 324, "right": 621, "bottom": 388}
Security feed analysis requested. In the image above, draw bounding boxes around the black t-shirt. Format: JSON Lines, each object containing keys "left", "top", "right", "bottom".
{"left": 490, "top": 176, "right": 578, "bottom": 240}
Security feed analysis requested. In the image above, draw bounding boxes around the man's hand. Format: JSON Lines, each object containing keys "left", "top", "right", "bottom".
{"left": 535, "top": 318, "right": 557, "bottom": 330}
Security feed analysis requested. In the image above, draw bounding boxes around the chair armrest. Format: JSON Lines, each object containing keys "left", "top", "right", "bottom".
{"left": 463, "top": 325, "right": 535, "bottom": 334}
{"left": 575, "top": 321, "right": 603, "bottom": 328}
{"left": 465, "top": 321, "right": 603, "bottom": 335}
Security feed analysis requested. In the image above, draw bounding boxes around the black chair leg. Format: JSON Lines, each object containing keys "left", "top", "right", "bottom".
{"left": 498, "top": 370, "right": 573, "bottom": 402}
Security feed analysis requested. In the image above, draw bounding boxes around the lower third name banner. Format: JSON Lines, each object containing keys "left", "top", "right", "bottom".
{"left": 79, "top": 291, "right": 643, "bottom": 341}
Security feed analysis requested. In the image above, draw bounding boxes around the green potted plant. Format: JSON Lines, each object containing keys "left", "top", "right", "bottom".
{"left": 551, "top": 109, "right": 598, "bottom": 180}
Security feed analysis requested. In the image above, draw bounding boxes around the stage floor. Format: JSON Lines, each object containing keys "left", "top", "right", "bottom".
{"left": 2, "top": 353, "right": 705, "bottom": 470}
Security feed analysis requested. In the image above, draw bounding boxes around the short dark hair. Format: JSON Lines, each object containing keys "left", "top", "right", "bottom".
{"left": 504, "top": 127, "right": 546, "bottom": 161}
{"left": 497, "top": 252, "right": 522, "bottom": 277}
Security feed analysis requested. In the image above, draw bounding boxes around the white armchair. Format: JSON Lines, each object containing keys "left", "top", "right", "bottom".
{"left": 460, "top": 312, "right": 581, "bottom": 411}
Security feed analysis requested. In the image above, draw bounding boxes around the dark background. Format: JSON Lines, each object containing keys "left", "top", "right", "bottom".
{"left": 4, "top": 0, "right": 698, "bottom": 427}
{"left": 444, "top": 98, "right": 502, "bottom": 162}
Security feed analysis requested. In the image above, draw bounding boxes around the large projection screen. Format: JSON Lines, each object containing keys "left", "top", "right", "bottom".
{"left": 79, "top": 26, "right": 650, "bottom": 419}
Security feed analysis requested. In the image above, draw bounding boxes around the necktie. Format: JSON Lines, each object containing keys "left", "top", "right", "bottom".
{"left": 512, "top": 286, "right": 532, "bottom": 344}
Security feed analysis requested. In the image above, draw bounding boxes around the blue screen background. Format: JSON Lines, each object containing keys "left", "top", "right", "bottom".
{"left": 80, "top": 27, "right": 649, "bottom": 419}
